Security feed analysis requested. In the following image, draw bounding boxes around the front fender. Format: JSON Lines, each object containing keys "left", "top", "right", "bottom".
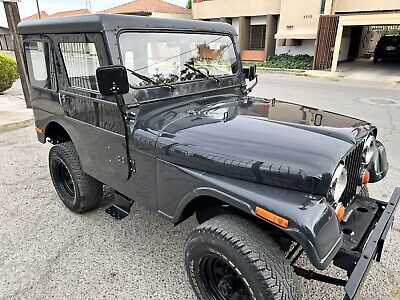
{"left": 172, "top": 167, "right": 342, "bottom": 270}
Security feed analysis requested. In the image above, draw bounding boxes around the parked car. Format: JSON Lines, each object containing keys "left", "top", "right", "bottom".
{"left": 18, "top": 14, "right": 398, "bottom": 300}
{"left": 374, "top": 35, "right": 400, "bottom": 62}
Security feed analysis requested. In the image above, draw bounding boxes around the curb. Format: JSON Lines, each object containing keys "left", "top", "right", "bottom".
{"left": 0, "top": 118, "right": 34, "bottom": 133}
{"left": 257, "top": 68, "right": 310, "bottom": 77}
{"left": 257, "top": 67, "right": 306, "bottom": 74}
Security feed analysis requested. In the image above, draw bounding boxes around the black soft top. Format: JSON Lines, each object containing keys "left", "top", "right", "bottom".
{"left": 18, "top": 13, "right": 236, "bottom": 36}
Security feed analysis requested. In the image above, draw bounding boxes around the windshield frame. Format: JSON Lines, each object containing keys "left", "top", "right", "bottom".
{"left": 116, "top": 28, "right": 241, "bottom": 90}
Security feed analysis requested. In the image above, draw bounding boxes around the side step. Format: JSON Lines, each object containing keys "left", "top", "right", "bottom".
{"left": 105, "top": 192, "right": 134, "bottom": 220}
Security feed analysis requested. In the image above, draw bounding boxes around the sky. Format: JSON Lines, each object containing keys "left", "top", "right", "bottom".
{"left": 0, "top": 0, "right": 189, "bottom": 27}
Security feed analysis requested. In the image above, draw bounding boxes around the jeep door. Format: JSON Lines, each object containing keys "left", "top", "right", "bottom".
{"left": 52, "top": 33, "right": 156, "bottom": 209}
{"left": 23, "top": 37, "right": 60, "bottom": 122}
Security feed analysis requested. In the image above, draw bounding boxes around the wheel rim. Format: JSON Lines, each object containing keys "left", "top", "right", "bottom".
{"left": 55, "top": 160, "right": 75, "bottom": 198}
{"left": 199, "top": 253, "right": 252, "bottom": 300}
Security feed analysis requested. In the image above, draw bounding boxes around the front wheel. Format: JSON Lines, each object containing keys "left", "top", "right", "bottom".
{"left": 49, "top": 142, "right": 103, "bottom": 213}
{"left": 185, "top": 214, "right": 300, "bottom": 300}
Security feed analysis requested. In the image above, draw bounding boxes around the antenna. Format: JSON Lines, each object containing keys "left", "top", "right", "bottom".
{"left": 85, "top": 0, "right": 92, "bottom": 12}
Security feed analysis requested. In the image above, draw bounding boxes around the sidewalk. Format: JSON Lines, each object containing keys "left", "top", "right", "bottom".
{"left": 0, "top": 80, "right": 33, "bottom": 133}
{"left": 260, "top": 59, "right": 400, "bottom": 84}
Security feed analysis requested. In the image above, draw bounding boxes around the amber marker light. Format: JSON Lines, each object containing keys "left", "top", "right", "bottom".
{"left": 336, "top": 203, "right": 345, "bottom": 222}
{"left": 35, "top": 127, "right": 44, "bottom": 134}
{"left": 361, "top": 169, "right": 370, "bottom": 185}
{"left": 255, "top": 206, "right": 289, "bottom": 228}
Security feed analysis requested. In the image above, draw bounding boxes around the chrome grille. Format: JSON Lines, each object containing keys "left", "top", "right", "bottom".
{"left": 341, "top": 141, "right": 364, "bottom": 206}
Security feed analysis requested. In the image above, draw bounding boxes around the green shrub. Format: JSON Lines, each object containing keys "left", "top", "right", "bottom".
{"left": 0, "top": 53, "right": 19, "bottom": 93}
{"left": 258, "top": 54, "right": 314, "bottom": 70}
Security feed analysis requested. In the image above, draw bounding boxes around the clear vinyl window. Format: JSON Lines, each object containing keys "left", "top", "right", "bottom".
{"left": 60, "top": 42, "right": 100, "bottom": 91}
{"left": 24, "top": 41, "right": 56, "bottom": 90}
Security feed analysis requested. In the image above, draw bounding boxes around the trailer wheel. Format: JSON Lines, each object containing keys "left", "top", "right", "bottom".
{"left": 49, "top": 142, "right": 102, "bottom": 213}
{"left": 185, "top": 214, "right": 300, "bottom": 300}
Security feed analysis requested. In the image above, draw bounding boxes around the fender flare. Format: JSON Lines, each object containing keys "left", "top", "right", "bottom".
{"left": 172, "top": 169, "right": 342, "bottom": 270}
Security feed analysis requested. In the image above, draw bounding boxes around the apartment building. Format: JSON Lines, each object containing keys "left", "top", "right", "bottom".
{"left": 0, "top": 26, "right": 12, "bottom": 51}
{"left": 192, "top": 0, "right": 400, "bottom": 69}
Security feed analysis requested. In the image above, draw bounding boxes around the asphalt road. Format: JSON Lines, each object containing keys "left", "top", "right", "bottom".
{"left": 1, "top": 73, "right": 399, "bottom": 300}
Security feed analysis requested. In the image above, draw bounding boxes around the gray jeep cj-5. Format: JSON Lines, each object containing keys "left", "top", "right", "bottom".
{"left": 18, "top": 14, "right": 399, "bottom": 300}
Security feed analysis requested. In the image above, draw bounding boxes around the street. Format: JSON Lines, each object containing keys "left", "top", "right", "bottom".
{"left": 0, "top": 72, "right": 399, "bottom": 299}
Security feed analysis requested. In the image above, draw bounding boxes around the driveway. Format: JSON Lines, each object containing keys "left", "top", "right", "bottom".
{"left": 0, "top": 73, "right": 399, "bottom": 299}
{"left": 336, "top": 58, "right": 400, "bottom": 82}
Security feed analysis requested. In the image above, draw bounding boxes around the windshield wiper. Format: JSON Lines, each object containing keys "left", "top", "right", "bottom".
{"left": 184, "top": 63, "right": 220, "bottom": 83}
{"left": 126, "top": 68, "right": 175, "bottom": 92}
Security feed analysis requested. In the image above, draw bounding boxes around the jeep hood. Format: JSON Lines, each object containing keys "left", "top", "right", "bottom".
{"left": 156, "top": 96, "right": 373, "bottom": 195}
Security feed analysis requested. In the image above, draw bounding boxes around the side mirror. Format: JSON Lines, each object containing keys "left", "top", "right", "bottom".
{"left": 243, "top": 64, "right": 257, "bottom": 81}
{"left": 96, "top": 65, "right": 130, "bottom": 96}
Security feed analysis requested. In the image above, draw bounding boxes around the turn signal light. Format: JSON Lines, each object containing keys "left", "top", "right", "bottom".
{"left": 361, "top": 169, "right": 370, "bottom": 185}
{"left": 255, "top": 206, "right": 289, "bottom": 228}
{"left": 336, "top": 203, "right": 345, "bottom": 222}
{"left": 35, "top": 126, "right": 44, "bottom": 134}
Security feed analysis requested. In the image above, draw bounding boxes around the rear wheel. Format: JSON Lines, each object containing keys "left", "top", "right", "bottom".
{"left": 185, "top": 214, "right": 300, "bottom": 300}
{"left": 49, "top": 142, "right": 103, "bottom": 213}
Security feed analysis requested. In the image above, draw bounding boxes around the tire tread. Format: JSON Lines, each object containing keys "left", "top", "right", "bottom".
{"left": 186, "top": 214, "right": 300, "bottom": 300}
{"left": 49, "top": 142, "right": 102, "bottom": 213}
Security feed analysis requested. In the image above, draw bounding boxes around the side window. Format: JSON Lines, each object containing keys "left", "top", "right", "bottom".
{"left": 24, "top": 41, "right": 56, "bottom": 90}
{"left": 59, "top": 42, "right": 100, "bottom": 91}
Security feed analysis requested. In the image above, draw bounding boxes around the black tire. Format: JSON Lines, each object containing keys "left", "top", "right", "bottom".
{"left": 185, "top": 214, "right": 300, "bottom": 300}
{"left": 49, "top": 141, "right": 103, "bottom": 213}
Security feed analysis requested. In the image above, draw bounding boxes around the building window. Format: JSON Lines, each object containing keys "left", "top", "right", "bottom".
{"left": 320, "top": 0, "right": 327, "bottom": 14}
{"left": 249, "top": 25, "right": 266, "bottom": 50}
{"left": 60, "top": 42, "right": 100, "bottom": 91}
{"left": 24, "top": 41, "right": 56, "bottom": 90}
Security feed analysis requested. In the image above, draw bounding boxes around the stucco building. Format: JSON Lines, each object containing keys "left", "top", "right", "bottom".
{"left": 0, "top": 26, "right": 12, "bottom": 51}
{"left": 192, "top": 0, "right": 400, "bottom": 67}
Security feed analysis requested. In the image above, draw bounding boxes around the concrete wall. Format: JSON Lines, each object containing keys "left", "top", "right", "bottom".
{"left": 334, "top": 0, "right": 400, "bottom": 13}
{"left": 232, "top": 18, "right": 240, "bottom": 35}
{"left": 192, "top": 0, "right": 281, "bottom": 19}
{"left": 151, "top": 12, "right": 192, "bottom": 20}
{"left": 251, "top": 16, "right": 267, "bottom": 26}
{"left": 276, "top": 39, "right": 315, "bottom": 56}
{"left": 338, "top": 27, "right": 351, "bottom": 61}
{"left": 275, "top": 0, "right": 321, "bottom": 39}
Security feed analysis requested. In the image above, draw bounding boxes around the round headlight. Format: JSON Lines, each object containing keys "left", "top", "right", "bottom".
{"left": 330, "top": 163, "right": 348, "bottom": 202}
{"left": 363, "top": 135, "right": 375, "bottom": 164}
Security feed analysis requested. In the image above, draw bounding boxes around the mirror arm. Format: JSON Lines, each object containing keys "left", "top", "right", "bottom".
{"left": 244, "top": 75, "right": 258, "bottom": 95}
{"left": 114, "top": 92, "right": 134, "bottom": 180}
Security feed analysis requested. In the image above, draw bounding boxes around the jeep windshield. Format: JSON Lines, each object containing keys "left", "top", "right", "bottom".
{"left": 118, "top": 32, "right": 238, "bottom": 88}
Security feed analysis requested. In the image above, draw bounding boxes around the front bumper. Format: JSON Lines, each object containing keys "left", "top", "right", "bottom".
{"left": 335, "top": 188, "right": 400, "bottom": 300}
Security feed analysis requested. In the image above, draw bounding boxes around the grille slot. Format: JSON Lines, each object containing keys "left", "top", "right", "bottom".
{"left": 341, "top": 142, "right": 364, "bottom": 206}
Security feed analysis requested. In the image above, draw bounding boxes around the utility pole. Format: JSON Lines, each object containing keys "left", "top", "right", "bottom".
{"left": 1, "top": 0, "right": 31, "bottom": 108}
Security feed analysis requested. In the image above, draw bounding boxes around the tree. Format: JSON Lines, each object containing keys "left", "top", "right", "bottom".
{"left": 186, "top": 0, "right": 192, "bottom": 9}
